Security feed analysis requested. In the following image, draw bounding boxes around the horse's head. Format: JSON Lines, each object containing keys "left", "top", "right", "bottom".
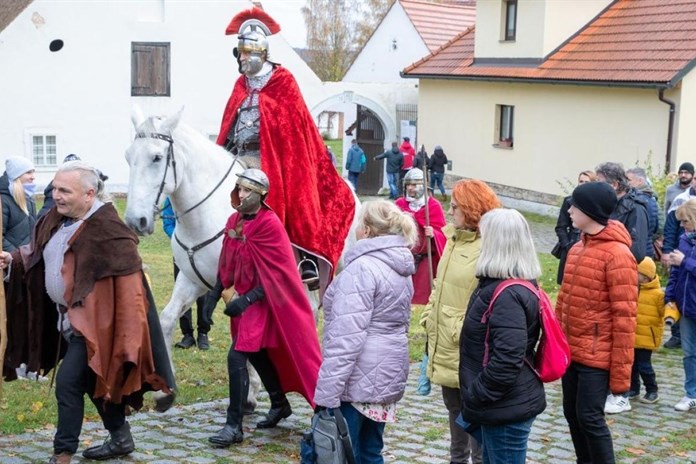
{"left": 125, "top": 108, "right": 183, "bottom": 235}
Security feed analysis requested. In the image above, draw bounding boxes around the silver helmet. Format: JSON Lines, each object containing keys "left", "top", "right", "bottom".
{"left": 403, "top": 168, "right": 425, "bottom": 200}
{"left": 236, "top": 23, "right": 270, "bottom": 75}
{"left": 231, "top": 168, "right": 269, "bottom": 213}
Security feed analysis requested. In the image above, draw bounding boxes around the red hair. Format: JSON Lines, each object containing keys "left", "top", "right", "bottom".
{"left": 451, "top": 180, "right": 501, "bottom": 231}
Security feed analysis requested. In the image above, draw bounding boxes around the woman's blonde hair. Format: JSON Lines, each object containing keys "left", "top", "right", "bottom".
{"left": 360, "top": 200, "right": 418, "bottom": 247}
{"left": 476, "top": 208, "right": 541, "bottom": 280}
{"left": 10, "top": 178, "right": 28, "bottom": 215}
{"left": 676, "top": 198, "right": 696, "bottom": 226}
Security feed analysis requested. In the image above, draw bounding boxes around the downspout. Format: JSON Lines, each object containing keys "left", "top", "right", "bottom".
{"left": 658, "top": 89, "right": 676, "bottom": 173}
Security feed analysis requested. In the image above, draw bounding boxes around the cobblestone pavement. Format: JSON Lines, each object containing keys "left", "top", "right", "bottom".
{"left": 1, "top": 345, "right": 694, "bottom": 463}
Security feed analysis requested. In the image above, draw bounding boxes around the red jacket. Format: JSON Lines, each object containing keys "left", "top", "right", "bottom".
{"left": 556, "top": 220, "right": 637, "bottom": 393}
{"left": 400, "top": 142, "right": 415, "bottom": 169}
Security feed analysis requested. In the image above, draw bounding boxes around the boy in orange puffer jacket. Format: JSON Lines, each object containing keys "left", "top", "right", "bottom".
{"left": 628, "top": 257, "right": 665, "bottom": 405}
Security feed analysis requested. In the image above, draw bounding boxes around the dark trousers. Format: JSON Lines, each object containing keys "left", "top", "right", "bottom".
{"left": 631, "top": 348, "right": 658, "bottom": 394}
{"left": 442, "top": 386, "right": 482, "bottom": 464}
{"left": 672, "top": 319, "right": 682, "bottom": 340}
{"left": 340, "top": 402, "right": 386, "bottom": 464}
{"left": 54, "top": 336, "right": 126, "bottom": 454}
{"left": 561, "top": 362, "right": 615, "bottom": 464}
{"left": 348, "top": 171, "right": 360, "bottom": 191}
{"left": 173, "top": 261, "right": 208, "bottom": 335}
{"left": 430, "top": 172, "right": 445, "bottom": 195}
{"left": 226, "top": 345, "right": 286, "bottom": 425}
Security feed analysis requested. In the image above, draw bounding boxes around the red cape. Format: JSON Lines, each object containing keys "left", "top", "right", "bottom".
{"left": 217, "top": 66, "right": 354, "bottom": 271}
{"left": 396, "top": 197, "right": 447, "bottom": 304}
{"left": 218, "top": 208, "right": 321, "bottom": 407}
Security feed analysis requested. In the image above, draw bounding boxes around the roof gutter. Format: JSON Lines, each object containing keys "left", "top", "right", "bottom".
{"left": 400, "top": 72, "right": 670, "bottom": 90}
{"left": 658, "top": 89, "right": 676, "bottom": 174}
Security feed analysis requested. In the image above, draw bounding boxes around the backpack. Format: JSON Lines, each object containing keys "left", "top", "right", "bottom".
{"left": 482, "top": 279, "right": 570, "bottom": 383}
{"left": 300, "top": 408, "right": 356, "bottom": 464}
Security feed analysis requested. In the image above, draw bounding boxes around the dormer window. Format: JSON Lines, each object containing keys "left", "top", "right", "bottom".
{"left": 504, "top": 0, "right": 517, "bottom": 41}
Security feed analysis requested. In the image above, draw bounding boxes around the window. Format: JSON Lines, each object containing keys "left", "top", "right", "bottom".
{"left": 504, "top": 0, "right": 517, "bottom": 41}
{"left": 496, "top": 105, "right": 514, "bottom": 148}
{"left": 131, "top": 42, "right": 170, "bottom": 96}
{"left": 32, "top": 135, "right": 57, "bottom": 166}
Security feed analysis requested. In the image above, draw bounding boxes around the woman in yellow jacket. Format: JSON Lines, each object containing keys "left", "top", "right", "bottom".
{"left": 420, "top": 179, "right": 501, "bottom": 464}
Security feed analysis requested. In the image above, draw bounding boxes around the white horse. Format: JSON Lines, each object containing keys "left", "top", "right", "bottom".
{"left": 124, "top": 108, "right": 360, "bottom": 410}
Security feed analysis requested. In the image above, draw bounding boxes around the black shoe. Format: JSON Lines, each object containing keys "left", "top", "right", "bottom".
{"left": 257, "top": 403, "right": 292, "bottom": 429}
{"left": 628, "top": 390, "right": 640, "bottom": 399}
{"left": 175, "top": 334, "right": 196, "bottom": 349}
{"left": 641, "top": 391, "right": 659, "bottom": 404}
{"left": 197, "top": 333, "right": 210, "bottom": 351}
{"left": 82, "top": 423, "right": 134, "bottom": 460}
{"left": 243, "top": 401, "right": 256, "bottom": 416}
{"left": 664, "top": 337, "right": 682, "bottom": 349}
{"left": 208, "top": 424, "right": 243, "bottom": 447}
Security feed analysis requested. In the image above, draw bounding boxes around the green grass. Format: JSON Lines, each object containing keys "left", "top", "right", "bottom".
{"left": 0, "top": 197, "right": 561, "bottom": 434}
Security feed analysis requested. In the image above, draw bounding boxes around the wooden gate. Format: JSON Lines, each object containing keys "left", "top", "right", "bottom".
{"left": 355, "top": 105, "right": 385, "bottom": 195}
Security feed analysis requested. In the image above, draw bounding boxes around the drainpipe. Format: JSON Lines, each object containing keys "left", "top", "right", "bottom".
{"left": 658, "top": 89, "right": 676, "bottom": 173}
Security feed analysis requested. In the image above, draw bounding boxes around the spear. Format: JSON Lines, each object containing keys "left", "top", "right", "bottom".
{"left": 420, "top": 146, "right": 434, "bottom": 290}
{"left": 0, "top": 196, "right": 6, "bottom": 399}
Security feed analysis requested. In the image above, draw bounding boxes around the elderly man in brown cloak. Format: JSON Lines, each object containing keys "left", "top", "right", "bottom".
{"left": 0, "top": 161, "right": 174, "bottom": 464}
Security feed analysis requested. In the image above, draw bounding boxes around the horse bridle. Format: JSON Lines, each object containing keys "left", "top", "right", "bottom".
{"left": 135, "top": 130, "right": 238, "bottom": 289}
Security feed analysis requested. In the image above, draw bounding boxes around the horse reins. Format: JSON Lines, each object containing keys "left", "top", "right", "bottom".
{"left": 135, "top": 130, "right": 238, "bottom": 289}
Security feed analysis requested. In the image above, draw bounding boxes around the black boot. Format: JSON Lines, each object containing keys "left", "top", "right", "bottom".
{"left": 82, "top": 422, "right": 134, "bottom": 460}
{"left": 197, "top": 333, "right": 210, "bottom": 351}
{"left": 299, "top": 254, "right": 320, "bottom": 291}
{"left": 209, "top": 366, "right": 248, "bottom": 447}
{"left": 175, "top": 333, "right": 196, "bottom": 349}
{"left": 257, "top": 387, "right": 292, "bottom": 429}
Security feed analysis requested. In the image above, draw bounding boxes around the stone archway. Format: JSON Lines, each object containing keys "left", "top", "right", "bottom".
{"left": 311, "top": 92, "right": 395, "bottom": 194}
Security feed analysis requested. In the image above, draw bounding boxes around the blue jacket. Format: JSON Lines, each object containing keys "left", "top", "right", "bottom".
{"left": 162, "top": 197, "right": 175, "bottom": 239}
{"left": 345, "top": 144, "right": 365, "bottom": 174}
{"left": 665, "top": 233, "right": 696, "bottom": 319}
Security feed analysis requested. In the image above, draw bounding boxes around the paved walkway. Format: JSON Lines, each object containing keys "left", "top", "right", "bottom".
{"left": 1, "top": 345, "right": 694, "bottom": 463}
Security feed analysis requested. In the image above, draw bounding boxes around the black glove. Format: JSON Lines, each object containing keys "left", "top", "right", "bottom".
{"left": 201, "top": 280, "right": 224, "bottom": 326}
{"left": 224, "top": 287, "right": 265, "bottom": 317}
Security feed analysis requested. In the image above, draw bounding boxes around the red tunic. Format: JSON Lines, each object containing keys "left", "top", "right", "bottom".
{"left": 217, "top": 66, "right": 354, "bottom": 271}
{"left": 217, "top": 207, "right": 322, "bottom": 407}
{"left": 395, "top": 197, "right": 447, "bottom": 304}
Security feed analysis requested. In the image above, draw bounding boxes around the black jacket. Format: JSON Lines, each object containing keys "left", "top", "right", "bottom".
{"left": 554, "top": 196, "right": 580, "bottom": 284}
{"left": 37, "top": 181, "right": 54, "bottom": 218}
{"left": 0, "top": 173, "right": 36, "bottom": 251}
{"left": 428, "top": 148, "right": 448, "bottom": 173}
{"left": 612, "top": 188, "right": 649, "bottom": 263}
{"left": 459, "top": 277, "right": 546, "bottom": 426}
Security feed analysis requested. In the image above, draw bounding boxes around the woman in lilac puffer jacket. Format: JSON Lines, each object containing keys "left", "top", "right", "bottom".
{"left": 314, "top": 200, "right": 417, "bottom": 463}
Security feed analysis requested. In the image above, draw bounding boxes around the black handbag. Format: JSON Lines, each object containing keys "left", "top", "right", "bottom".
{"left": 551, "top": 242, "right": 563, "bottom": 259}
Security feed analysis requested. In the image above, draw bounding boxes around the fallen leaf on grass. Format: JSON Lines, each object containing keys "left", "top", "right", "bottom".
{"left": 31, "top": 401, "right": 43, "bottom": 413}
{"left": 626, "top": 448, "right": 646, "bottom": 455}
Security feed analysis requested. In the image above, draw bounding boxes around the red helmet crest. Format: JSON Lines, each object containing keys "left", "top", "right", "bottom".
{"left": 225, "top": 6, "right": 281, "bottom": 36}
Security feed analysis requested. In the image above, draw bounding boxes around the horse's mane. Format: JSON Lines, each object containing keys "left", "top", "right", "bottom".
{"left": 138, "top": 116, "right": 232, "bottom": 164}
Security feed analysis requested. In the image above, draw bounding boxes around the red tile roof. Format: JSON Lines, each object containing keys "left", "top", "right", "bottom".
{"left": 403, "top": 0, "right": 696, "bottom": 87}
{"left": 400, "top": 0, "right": 476, "bottom": 52}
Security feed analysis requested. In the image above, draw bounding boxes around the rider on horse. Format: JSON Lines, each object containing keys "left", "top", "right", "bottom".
{"left": 216, "top": 6, "right": 355, "bottom": 291}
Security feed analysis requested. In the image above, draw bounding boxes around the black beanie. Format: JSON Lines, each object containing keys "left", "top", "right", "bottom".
{"left": 569, "top": 182, "right": 617, "bottom": 226}
{"left": 679, "top": 162, "right": 695, "bottom": 174}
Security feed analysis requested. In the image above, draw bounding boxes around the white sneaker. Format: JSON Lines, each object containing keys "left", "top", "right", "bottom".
{"left": 674, "top": 396, "right": 696, "bottom": 411}
{"left": 605, "top": 394, "right": 632, "bottom": 414}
